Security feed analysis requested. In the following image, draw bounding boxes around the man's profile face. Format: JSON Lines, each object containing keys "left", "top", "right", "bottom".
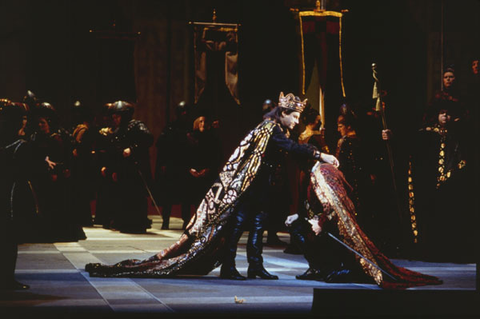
{"left": 280, "top": 111, "right": 300, "bottom": 130}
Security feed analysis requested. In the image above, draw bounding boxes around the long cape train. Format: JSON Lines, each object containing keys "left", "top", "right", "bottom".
{"left": 86, "top": 120, "right": 276, "bottom": 277}
{"left": 309, "top": 162, "right": 443, "bottom": 289}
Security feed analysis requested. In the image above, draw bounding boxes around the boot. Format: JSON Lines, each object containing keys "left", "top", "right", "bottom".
{"left": 246, "top": 212, "right": 278, "bottom": 279}
{"left": 220, "top": 264, "right": 246, "bottom": 280}
{"left": 296, "top": 267, "right": 324, "bottom": 280}
{"left": 247, "top": 264, "right": 278, "bottom": 280}
{"left": 220, "top": 211, "right": 247, "bottom": 280}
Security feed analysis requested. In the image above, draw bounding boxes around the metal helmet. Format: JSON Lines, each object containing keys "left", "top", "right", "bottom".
{"left": 35, "top": 102, "right": 59, "bottom": 129}
{"left": 22, "top": 90, "right": 39, "bottom": 109}
{"left": 72, "top": 100, "right": 93, "bottom": 124}
{"left": 110, "top": 100, "right": 134, "bottom": 115}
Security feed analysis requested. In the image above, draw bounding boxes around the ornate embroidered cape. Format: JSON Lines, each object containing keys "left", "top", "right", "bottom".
{"left": 85, "top": 119, "right": 276, "bottom": 277}
{"left": 309, "top": 162, "right": 443, "bottom": 289}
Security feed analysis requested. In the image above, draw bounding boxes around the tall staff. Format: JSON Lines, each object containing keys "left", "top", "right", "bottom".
{"left": 371, "top": 63, "right": 404, "bottom": 226}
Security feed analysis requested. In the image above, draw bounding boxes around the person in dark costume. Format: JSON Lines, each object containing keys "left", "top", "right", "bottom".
{"left": 334, "top": 106, "right": 377, "bottom": 237}
{"left": 85, "top": 92, "right": 339, "bottom": 280}
{"left": 154, "top": 101, "right": 191, "bottom": 230}
{"left": 107, "top": 101, "right": 154, "bottom": 234}
{"left": 70, "top": 101, "right": 96, "bottom": 227}
{"left": 0, "top": 100, "right": 33, "bottom": 290}
{"left": 92, "top": 103, "right": 117, "bottom": 229}
{"left": 183, "top": 114, "right": 222, "bottom": 230}
{"left": 219, "top": 93, "right": 339, "bottom": 280}
{"left": 424, "top": 66, "right": 468, "bottom": 129}
{"left": 407, "top": 106, "right": 470, "bottom": 262}
{"left": 30, "top": 102, "right": 86, "bottom": 242}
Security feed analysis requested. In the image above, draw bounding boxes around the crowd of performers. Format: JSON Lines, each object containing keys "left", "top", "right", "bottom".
{"left": 1, "top": 60, "right": 477, "bottom": 290}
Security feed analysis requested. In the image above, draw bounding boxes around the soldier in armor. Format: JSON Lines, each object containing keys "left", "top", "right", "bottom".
{"left": 107, "top": 101, "right": 154, "bottom": 233}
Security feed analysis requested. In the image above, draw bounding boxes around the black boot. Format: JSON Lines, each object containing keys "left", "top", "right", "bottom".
{"left": 324, "top": 268, "right": 354, "bottom": 283}
{"left": 245, "top": 212, "right": 278, "bottom": 279}
{"left": 296, "top": 267, "right": 324, "bottom": 280}
{"left": 247, "top": 264, "right": 278, "bottom": 280}
{"left": 220, "top": 210, "right": 247, "bottom": 280}
{"left": 220, "top": 264, "right": 246, "bottom": 280}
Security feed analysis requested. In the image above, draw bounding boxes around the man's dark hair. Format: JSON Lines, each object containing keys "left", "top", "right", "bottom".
{"left": 263, "top": 106, "right": 296, "bottom": 122}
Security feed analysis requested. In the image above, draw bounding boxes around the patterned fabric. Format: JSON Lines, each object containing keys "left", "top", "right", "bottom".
{"left": 407, "top": 124, "right": 466, "bottom": 245}
{"left": 85, "top": 120, "right": 276, "bottom": 277}
{"left": 309, "top": 162, "right": 443, "bottom": 289}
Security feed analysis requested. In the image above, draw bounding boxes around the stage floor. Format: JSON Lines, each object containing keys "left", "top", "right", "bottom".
{"left": 2, "top": 216, "right": 477, "bottom": 318}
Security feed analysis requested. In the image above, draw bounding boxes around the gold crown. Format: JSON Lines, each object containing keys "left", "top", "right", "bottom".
{"left": 278, "top": 92, "right": 307, "bottom": 113}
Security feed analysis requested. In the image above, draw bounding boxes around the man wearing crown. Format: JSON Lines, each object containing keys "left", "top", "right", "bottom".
{"left": 219, "top": 92, "right": 339, "bottom": 280}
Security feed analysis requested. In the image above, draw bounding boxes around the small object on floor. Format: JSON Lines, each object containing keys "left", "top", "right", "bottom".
{"left": 234, "top": 296, "right": 245, "bottom": 304}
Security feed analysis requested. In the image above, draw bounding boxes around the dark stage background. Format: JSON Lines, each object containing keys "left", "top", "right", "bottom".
{"left": 1, "top": 0, "right": 478, "bottom": 178}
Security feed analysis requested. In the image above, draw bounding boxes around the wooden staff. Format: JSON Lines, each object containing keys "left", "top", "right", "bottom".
{"left": 371, "top": 63, "right": 403, "bottom": 226}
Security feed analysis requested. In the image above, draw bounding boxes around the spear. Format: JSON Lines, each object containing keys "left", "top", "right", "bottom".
{"left": 371, "top": 63, "right": 405, "bottom": 240}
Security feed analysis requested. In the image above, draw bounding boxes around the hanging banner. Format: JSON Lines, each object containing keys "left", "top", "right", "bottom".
{"left": 293, "top": 10, "right": 346, "bottom": 147}
{"left": 298, "top": 10, "right": 345, "bottom": 96}
{"left": 192, "top": 22, "right": 240, "bottom": 105}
